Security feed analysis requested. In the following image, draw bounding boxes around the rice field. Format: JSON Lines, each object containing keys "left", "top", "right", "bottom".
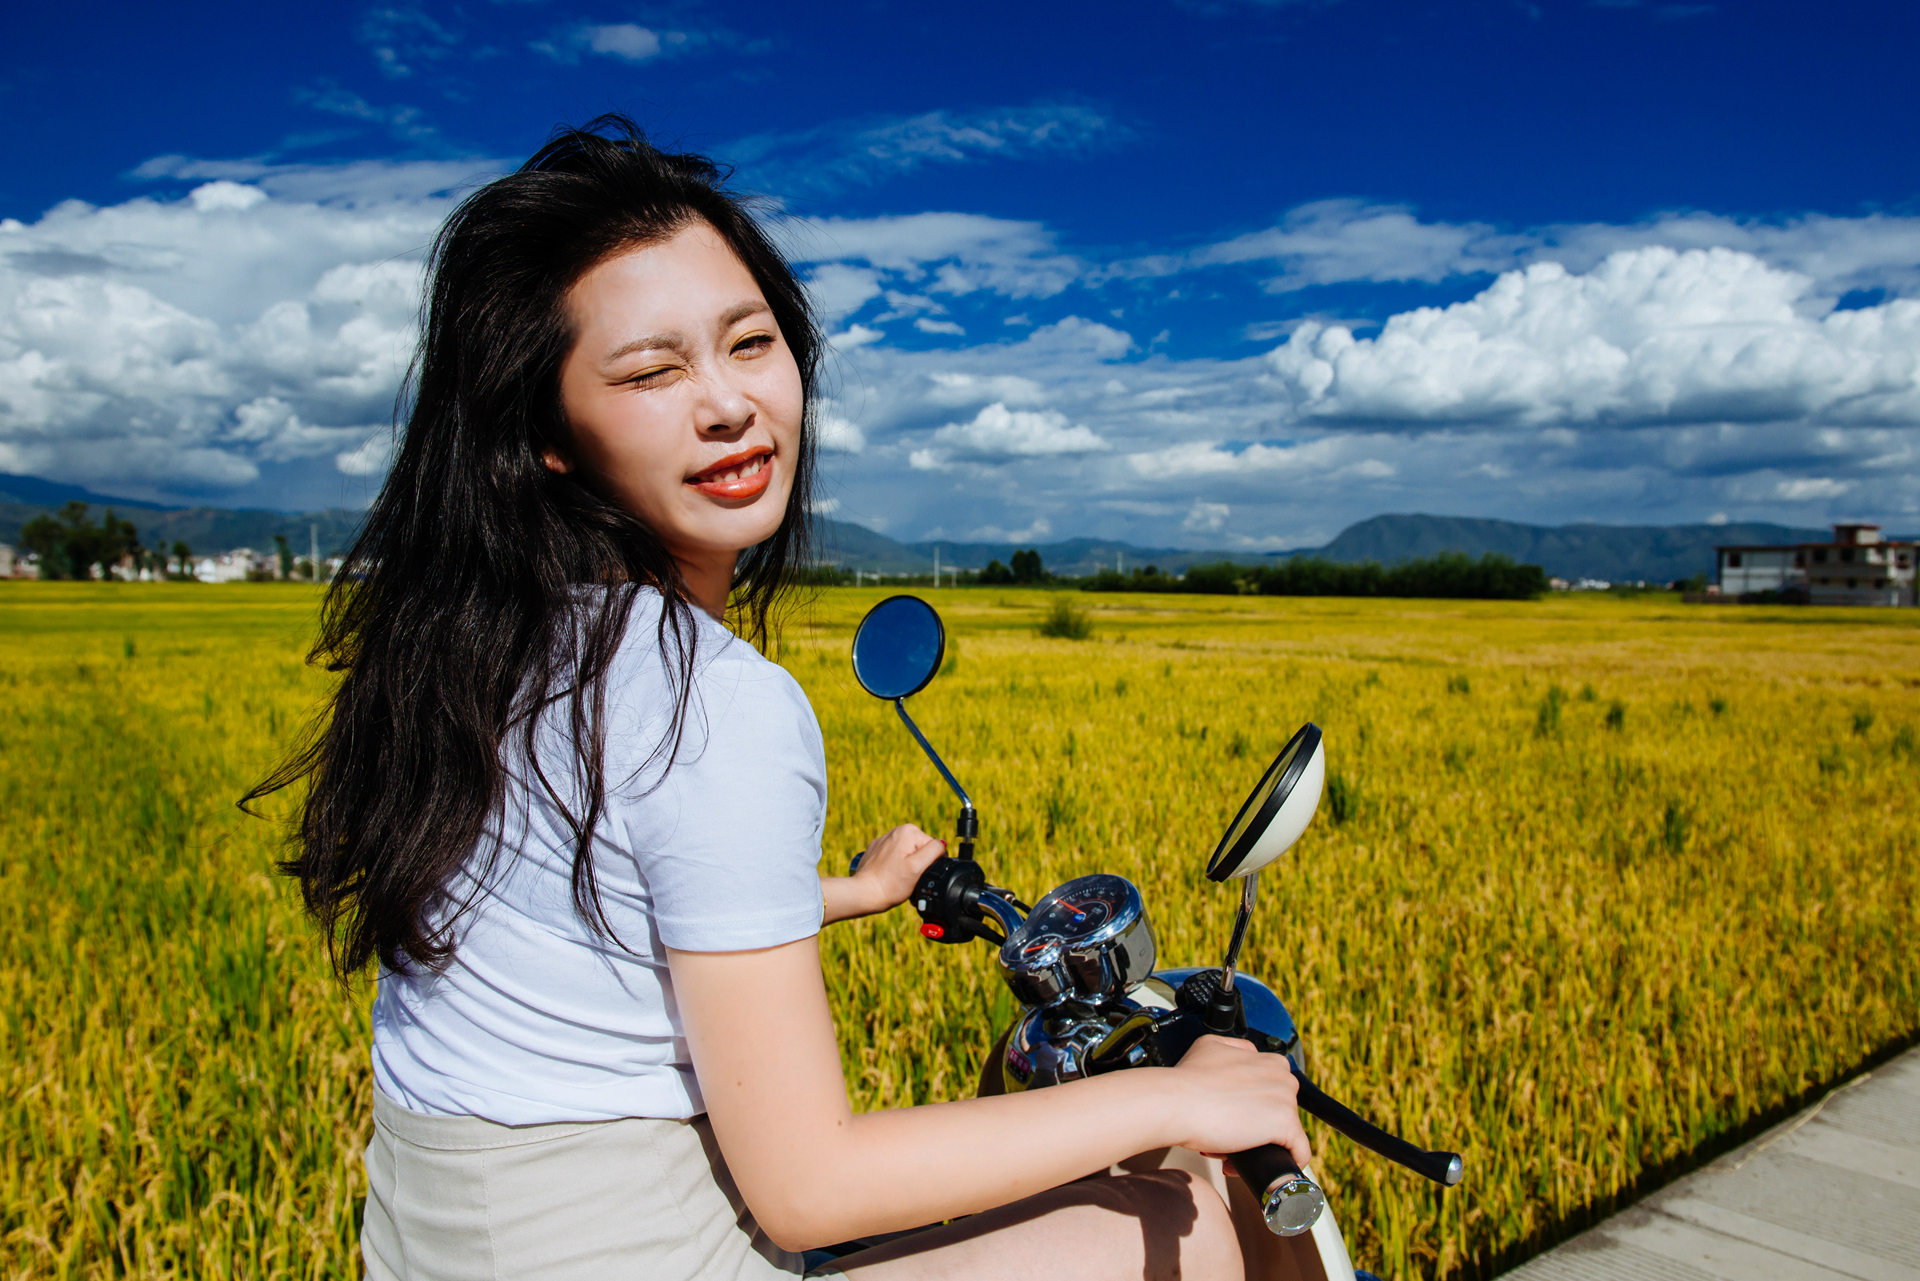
{"left": 2, "top": 582, "right": 1916, "bottom": 1279}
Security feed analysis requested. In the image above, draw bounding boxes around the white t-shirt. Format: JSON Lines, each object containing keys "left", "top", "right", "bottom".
{"left": 370, "top": 590, "right": 827, "bottom": 1124}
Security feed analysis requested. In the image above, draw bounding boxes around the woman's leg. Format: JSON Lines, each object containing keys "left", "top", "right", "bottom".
{"left": 829, "top": 1168, "right": 1242, "bottom": 1281}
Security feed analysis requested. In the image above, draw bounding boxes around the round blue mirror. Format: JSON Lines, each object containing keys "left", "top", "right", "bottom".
{"left": 852, "top": 595, "right": 946, "bottom": 701}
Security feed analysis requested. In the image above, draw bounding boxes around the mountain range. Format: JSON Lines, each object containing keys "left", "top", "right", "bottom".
{"left": 0, "top": 473, "right": 1851, "bottom": 584}
{"left": 829, "top": 513, "right": 1840, "bottom": 583}
{"left": 0, "top": 475, "right": 365, "bottom": 561}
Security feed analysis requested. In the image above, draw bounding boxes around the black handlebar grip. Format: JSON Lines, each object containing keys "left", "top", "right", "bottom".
{"left": 1226, "top": 1145, "right": 1325, "bottom": 1237}
{"left": 1292, "top": 1071, "right": 1464, "bottom": 1188}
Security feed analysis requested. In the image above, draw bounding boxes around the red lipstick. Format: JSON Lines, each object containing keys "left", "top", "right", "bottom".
{"left": 687, "top": 446, "right": 774, "bottom": 500}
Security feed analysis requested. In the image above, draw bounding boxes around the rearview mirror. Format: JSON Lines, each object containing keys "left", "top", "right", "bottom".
{"left": 1205, "top": 723, "right": 1325, "bottom": 881}
{"left": 851, "top": 595, "right": 946, "bottom": 701}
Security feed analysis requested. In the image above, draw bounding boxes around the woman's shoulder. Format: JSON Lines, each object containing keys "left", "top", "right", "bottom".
{"left": 608, "top": 589, "right": 818, "bottom": 737}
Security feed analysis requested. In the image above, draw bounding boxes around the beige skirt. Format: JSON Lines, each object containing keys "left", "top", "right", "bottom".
{"left": 362, "top": 1087, "right": 843, "bottom": 1281}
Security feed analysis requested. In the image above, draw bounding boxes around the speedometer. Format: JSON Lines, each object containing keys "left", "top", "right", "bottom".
{"left": 1022, "top": 876, "right": 1130, "bottom": 936}
{"left": 998, "top": 874, "right": 1156, "bottom": 1008}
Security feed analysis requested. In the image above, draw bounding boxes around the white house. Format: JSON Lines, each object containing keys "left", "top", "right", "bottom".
{"left": 193, "top": 548, "right": 276, "bottom": 583}
{"left": 1717, "top": 524, "right": 1916, "bottom": 607}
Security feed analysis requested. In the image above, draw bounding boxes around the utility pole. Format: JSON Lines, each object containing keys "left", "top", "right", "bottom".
{"left": 1118, "top": 551, "right": 1124, "bottom": 575}
{"left": 934, "top": 546, "right": 941, "bottom": 588}
{"left": 310, "top": 524, "right": 319, "bottom": 583}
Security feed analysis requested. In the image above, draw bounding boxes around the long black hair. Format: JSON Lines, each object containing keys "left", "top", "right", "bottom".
{"left": 248, "top": 116, "right": 822, "bottom": 980}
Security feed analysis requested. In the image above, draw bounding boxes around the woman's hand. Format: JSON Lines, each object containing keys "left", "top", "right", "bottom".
{"left": 820, "top": 823, "right": 947, "bottom": 924}
{"left": 1168, "top": 1034, "right": 1314, "bottom": 1171}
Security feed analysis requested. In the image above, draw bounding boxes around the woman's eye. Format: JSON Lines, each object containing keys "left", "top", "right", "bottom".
{"left": 731, "top": 333, "right": 774, "bottom": 357}
{"left": 625, "top": 365, "right": 678, "bottom": 386}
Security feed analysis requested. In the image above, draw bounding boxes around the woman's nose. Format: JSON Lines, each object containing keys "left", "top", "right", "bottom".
{"left": 699, "top": 375, "right": 756, "bottom": 436}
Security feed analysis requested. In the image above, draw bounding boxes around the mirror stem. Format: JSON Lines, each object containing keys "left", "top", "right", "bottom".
{"left": 893, "top": 698, "right": 978, "bottom": 860}
{"left": 1220, "top": 872, "right": 1259, "bottom": 994}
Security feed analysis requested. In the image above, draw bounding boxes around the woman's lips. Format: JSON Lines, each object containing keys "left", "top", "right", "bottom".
{"left": 686, "top": 447, "right": 773, "bottom": 500}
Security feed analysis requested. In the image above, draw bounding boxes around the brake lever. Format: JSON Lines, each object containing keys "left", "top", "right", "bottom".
{"left": 1289, "top": 1067, "right": 1463, "bottom": 1187}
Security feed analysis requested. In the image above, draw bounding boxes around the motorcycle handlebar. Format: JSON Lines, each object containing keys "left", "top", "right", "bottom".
{"left": 1226, "top": 1145, "right": 1326, "bottom": 1237}
{"left": 1291, "top": 1068, "right": 1463, "bottom": 1188}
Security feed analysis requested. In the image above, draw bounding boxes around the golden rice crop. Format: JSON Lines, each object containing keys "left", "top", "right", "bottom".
{"left": 2, "top": 582, "right": 1916, "bottom": 1279}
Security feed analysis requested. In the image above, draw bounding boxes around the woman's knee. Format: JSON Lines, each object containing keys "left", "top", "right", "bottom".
{"left": 1116, "top": 1169, "right": 1242, "bottom": 1279}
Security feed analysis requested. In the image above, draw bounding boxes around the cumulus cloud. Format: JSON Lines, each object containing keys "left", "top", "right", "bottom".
{"left": 910, "top": 403, "right": 1110, "bottom": 469}
{"left": 1184, "top": 500, "right": 1231, "bottom": 532}
{"left": 10, "top": 145, "right": 1920, "bottom": 542}
{"left": 1160, "top": 199, "right": 1920, "bottom": 303}
{"left": 336, "top": 432, "right": 395, "bottom": 476}
{"left": 784, "top": 212, "right": 1084, "bottom": 304}
{"left": 0, "top": 172, "right": 445, "bottom": 499}
{"left": 1266, "top": 247, "right": 1920, "bottom": 429}
{"left": 923, "top": 371, "right": 1051, "bottom": 408}
{"left": 816, "top": 412, "right": 867, "bottom": 454}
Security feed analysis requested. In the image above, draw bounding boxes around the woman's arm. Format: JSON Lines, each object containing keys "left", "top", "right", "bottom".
{"left": 819, "top": 823, "right": 947, "bottom": 925}
{"left": 669, "top": 934, "right": 1311, "bottom": 1253}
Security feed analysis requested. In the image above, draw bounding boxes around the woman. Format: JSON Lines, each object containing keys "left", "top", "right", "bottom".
{"left": 260, "top": 116, "right": 1310, "bottom": 1281}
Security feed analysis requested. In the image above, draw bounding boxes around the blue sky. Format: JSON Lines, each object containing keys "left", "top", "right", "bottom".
{"left": 2, "top": 0, "right": 1916, "bottom": 547}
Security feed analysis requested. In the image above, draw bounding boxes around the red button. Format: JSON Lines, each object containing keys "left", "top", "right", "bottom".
{"left": 919, "top": 923, "right": 946, "bottom": 940}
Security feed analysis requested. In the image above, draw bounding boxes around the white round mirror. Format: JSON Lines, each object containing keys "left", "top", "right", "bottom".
{"left": 1205, "top": 723, "right": 1325, "bottom": 881}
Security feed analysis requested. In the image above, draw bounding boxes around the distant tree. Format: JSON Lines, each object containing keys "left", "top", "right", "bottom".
{"left": 1084, "top": 550, "right": 1549, "bottom": 601}
{"left": 170, "top": 540, "right": 194, "bottom": 580}
{"left": 19, "top": 502, "right": 140, "bottom": 580}
{"left": 274, "top": 534, "right": 294, "bottom": 580}
{"left": 1184, "top": 562, "right": 1251, "bottom": 594}
{"left": 979, "top": 559, "right": 1015, "bottom": 585}
{"left": 1010, "top": 548, "right": 1045, "bottom": 583}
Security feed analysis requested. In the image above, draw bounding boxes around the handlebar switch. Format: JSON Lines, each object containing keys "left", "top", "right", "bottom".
{"left": 911, "top": 855, "right": 987, "bottom": 945}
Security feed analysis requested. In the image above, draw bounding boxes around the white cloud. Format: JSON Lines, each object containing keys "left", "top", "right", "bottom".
{"left": 786, "top": 212, "right": 1083, "bottom": 303}
{"left": 910, "top": 402, "right": 1110, "bottom": 470}
{"left": 805, "top": 264, "right": 884, "bottom": 320}
{"left": 827, "top": 324, "right": 884, "bottom": 349}
{"left": 810, "top": 496, "right": 841, "bottom": 514}
{"left": 583, "top": 23, "right": 664, "bottom": 60}
{"left": 964, "top": 517, "right": 1053, "bottom": 543}
{"left": 817, "top": 413, "right": 867, "bottom": 454}
{"left": 10, "top": 150, "right": 1920, "bottom": 542}
{"left": 914, "top": 318, "right": 965, "bottom": 336}
{"left": 1775, "top": 477, "right": 1851, "bottom": 500}
{"left": 1113, "top": 200, "right": 1920, "bottom": 306}
{"left": 0, "top": 165, "right": 444, "bottom": 498}
{"left": 189, "top": 181, "right": 268, "bottom": 213}
{"left": 1266, "top": 247, "right": 1920, "bottom": 429}
{"left": 1195, "top": 199, "right": 1502, "bottom": 293}
{"left": 924, "top": 371, "right": 1050, "bottom": 408}
{"left": 336, "top": 433, "right": 394, "bottom": 476}
{"left": 533, "top": 22, "right": 690, "bottom": 65}
{"left": 729, "top": 104, "right": 1124, "bottom": 197}
{"left": 1184, "top": 501, "right": 1231, "bottom": 532}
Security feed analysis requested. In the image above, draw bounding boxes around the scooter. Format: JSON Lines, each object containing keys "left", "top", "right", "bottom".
{"left": 843, "top": 596, "right": 1464, "bottom": 1281}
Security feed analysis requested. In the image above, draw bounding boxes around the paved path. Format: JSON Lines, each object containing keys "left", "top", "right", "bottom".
{"left": 1502, "top": 1044, "right": 1920, "bottom": 1281}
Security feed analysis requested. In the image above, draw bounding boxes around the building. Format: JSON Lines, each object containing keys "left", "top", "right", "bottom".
{"left": 193, "top": 548, "right": 278, "bottom": 583}
{"left": 1716, "top": 524, "right": 1915, "bottom": 607}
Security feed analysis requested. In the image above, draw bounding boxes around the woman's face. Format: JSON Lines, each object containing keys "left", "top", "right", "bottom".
{"left": 554, "top": 221, "right": 803, "bottom": 571}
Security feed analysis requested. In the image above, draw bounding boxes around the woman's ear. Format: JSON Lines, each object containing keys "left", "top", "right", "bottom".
{"left": 540, "top": 446, "right": 574, "bottom": 475}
